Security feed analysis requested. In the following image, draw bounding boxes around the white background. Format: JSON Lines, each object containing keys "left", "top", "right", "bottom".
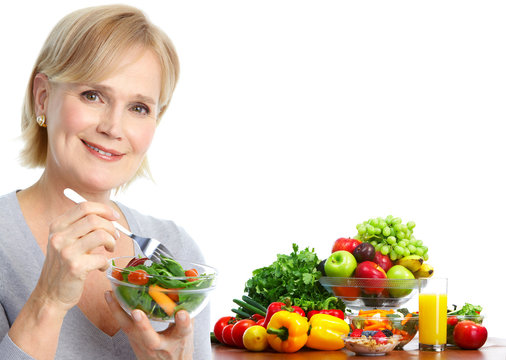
{"left": 1, "top": 1, "right": 504, "bottom": 339}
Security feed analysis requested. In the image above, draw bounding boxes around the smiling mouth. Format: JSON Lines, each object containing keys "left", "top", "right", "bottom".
{"left": 82, "top": 140, "right": 121, "bottom": 157}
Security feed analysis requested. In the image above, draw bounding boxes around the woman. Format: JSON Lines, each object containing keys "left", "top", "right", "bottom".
{"left": 0, "top": 5, "right": 210, "bottom": 359}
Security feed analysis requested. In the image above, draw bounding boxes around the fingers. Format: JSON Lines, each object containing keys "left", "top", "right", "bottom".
{"left": 49, "top": 202, "right": 120, "bottom": 254}
{"left": 105, "top": 290, "right": 194, "bottom": 356}
{"left": 52, "top": 201, "right": 120, "bottom": 233}
{"left": 105, "top": 290, "right": 135, "bottom": 332}
{"left": 169, "top": 311, "right": 192, "bottom": 339}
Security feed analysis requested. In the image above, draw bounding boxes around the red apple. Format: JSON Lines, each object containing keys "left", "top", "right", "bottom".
{"left": 373, "top": 251, "right": 393, "bottom": 272}
{"left": 354, "top": 261, "right": 387, "bottom": 295}
{"left": 332, "top": 237, "right": 362, "bottom": 254}
{"left": 453, "top": 320, "right": 488, "bottom": 350}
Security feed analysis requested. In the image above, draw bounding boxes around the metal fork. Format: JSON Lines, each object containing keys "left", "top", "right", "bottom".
{"left": 63, "top": 188, "right": 173, "bottom": 262}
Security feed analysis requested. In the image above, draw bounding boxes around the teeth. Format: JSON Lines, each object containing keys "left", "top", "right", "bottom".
{"left": 84, "top": 142, "right": 113, "bottom": 156}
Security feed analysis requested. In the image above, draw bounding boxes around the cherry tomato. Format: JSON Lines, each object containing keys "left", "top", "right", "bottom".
{"left": 112, "top": 268, "right": 124, "bottom": 281}
{"left": 221, "top": 323, "right": 236, "bottom": 346}
{"left": 127, "top": 269, "right": 149, "bottom": 285}
{"left": 231, "top": 319, "right": 256, "bottom": 348}
{"left": 453, "top": 320, "right": 488, "bottom": 350}
{"left": 214, "top": 316, "right": 236, "bottom": 344}
{"left": 185, "top": 268, "right": 199, "bottom": 282}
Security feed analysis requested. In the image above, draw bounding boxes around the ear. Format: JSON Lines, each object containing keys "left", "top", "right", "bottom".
{"left": 33, "top": 73, "right": 50, "bottom": 116}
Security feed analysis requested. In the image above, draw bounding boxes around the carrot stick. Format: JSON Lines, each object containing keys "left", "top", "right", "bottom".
{"left": 149, "top": 285, "right": 177, "bottom": 316}
{"left": 364, "top": 323, "right": 386, "bottom": 331}
{"left": 359, "top": 309, "right": 394, "bottom": 316}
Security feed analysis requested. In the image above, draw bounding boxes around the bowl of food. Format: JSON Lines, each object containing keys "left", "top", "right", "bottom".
{"left": 446, "top": 303, "right": 484, "bottom": 346}
{"left": 319, "top": 276, "right": 422, "bottom": 309}
{"left": 342, "top": 330, "right": 402, "bottom": 356}
{"left": 347, "top": 309, "right": 418, "bottom": 350}
{"left": 106, "top": 256, "right": 217, "bottom": 322}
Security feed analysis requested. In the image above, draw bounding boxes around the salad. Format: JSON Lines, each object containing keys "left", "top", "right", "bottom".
{"left": 109, "top": 256, "right": 215, "bottom": 321}
{"left": 348, "top": 308, "right": 419, "bottom": 349}
{"left": 447, "top": 303, "right": 483, "bottom": 345}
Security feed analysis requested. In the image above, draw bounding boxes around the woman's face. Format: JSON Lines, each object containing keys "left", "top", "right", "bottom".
{"left": 41, "top": 48, "right": 162, "bottom": 192}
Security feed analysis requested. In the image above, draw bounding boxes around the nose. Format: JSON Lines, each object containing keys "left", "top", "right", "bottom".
{"left": 96, "top": 105, "right": 124, "bottom": 139}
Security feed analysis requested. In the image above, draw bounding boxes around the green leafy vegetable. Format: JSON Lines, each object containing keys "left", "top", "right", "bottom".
{"left": 244, "top": 243, "right": 345, "bottom": 312}
{"left": 114, "top": 255, "right": 213, "bottom": 320}
{"left": 448, "top": 303, "right": 482, "bottom": 316}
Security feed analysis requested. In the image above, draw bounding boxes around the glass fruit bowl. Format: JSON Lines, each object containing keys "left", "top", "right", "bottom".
{"left": 319, "top": 277, "right": 423, "bottom": 309}
{"left": 342, "top": 334, "right": 402, "bottom": 356}
{"left": 447, "top": 314, "right": 484, "bottom": 346}
{"left": 106, "top": 256, "right": 217, "bottom": 323}
{"left": 347, "top": 310, "right": 419, "bottom": 350}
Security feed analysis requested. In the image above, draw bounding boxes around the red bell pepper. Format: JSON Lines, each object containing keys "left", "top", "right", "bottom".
{"left": 306, "top": 297, "right": 345, "bottom": 320}
{"left": 307, "top": 309, "right": 344, "bottom": 320}
{"left": 263, "top": 298, "right": 305, "bottom": 328}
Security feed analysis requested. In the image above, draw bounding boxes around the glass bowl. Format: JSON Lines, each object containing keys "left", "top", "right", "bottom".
{"left": 447, "top": 314, "right": 484, "bottom": 346}
{"left": 347, "top": 311, "right": 419, "bottom": 350}
{"left": 106, "top": 256, "right": 217, "bottom": 323}
{"left": 319, "top": 277, "right": 423, "bottom": 309}
{"left": 342, "top": 334, "right": 402, "bottom": 356}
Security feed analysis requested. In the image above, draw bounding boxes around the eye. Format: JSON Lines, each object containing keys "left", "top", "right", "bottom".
{"left": 131, "top": 104, "right": 150, "bottom": 115}
{"left": 81, "top": 90, "right": 101, "bottom": 102}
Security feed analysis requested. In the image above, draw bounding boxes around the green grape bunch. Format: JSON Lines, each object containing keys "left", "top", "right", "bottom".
{"left": 354, "top": 215, "right": 429, "bottom": 262}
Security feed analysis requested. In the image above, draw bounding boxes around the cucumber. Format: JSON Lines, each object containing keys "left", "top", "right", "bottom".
{"left": 242, "top": 295, "right": 268, "bottom": 313}
{"left": 233, "top": 299, "right": 266, "bottom": 317}
{"left": 231, "top": 308, "right": 250, "bottom": 319}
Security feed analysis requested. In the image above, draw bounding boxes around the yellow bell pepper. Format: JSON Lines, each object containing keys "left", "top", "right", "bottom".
{"left": 305, "top": 313, "right": 350, "bottom": 351}
{"left": 266, "top": 310, "right": 309, "bottom": 353}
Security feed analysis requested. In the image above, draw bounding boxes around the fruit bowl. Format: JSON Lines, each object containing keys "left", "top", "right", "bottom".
{"left": 447, "top": 314, "right": 484, "bottom": 346}
{"left": 347, "top": 310, "right": 419, "bottom": 350}
{"left": 106, "top": 256, "right": 217, "bottom": 323}
{"left": 319, "top": 277, "right": 423, "bottom": 309}
{"left": 342, "top": 334, "right": 402, "bottom": 356}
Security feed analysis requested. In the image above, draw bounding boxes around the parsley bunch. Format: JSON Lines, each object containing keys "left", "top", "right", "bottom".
{"left": 244, "top": 243, "right": 345, "bottom": 312}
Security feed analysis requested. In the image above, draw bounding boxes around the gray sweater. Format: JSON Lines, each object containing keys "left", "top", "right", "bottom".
{"left": 0, "top": 191, "right": 211, "bottom": 359}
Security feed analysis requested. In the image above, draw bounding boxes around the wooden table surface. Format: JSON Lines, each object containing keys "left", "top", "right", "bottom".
{"left": 212, "top": 337, "right": 506, "bottom": 359}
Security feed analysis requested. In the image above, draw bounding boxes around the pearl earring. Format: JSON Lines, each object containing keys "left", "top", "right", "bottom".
{"left": 36, "top": 115, "right": 47, "bottom": 127}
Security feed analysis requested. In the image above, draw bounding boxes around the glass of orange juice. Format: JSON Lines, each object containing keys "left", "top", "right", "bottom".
{"left": 418, "top": 278, "right": 447, "bottom": 351}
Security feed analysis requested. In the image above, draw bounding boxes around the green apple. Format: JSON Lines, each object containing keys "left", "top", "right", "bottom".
{"left": 324, "top": 250, "right": 357, "bottom": 277}
{"left": 386, "top": 265, "right": 415, "bottom": 298}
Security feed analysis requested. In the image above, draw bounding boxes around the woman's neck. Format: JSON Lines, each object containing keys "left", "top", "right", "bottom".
{"left": 17, "top": 170, "right": 115, "bottom": 227}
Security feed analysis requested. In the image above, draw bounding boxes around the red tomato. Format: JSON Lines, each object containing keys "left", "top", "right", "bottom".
{"left": 127, "top": 269, "right": 149, "bottom": 285}
{"left": 221, "top": 323, "right": 236, "bottom": 346}
{"left": 185, "top": 268, "right": 199, "bottom": 282}
{"left": 214, "top": 316, "right": 236, "bottom": 344}
{"left": 231, "top": 319, "right": 256, "bottom": 348}
{"left": 453, "top": 320, "right": 488, "bottom": 350}
{"left": 112, "top": 268, "right": 124, "bottom": 281}
{"left": 447, "top": 316, "right": 458, "bottom": 326}
{"left": 332, "top": 237, "right": 362, "bottom": 254}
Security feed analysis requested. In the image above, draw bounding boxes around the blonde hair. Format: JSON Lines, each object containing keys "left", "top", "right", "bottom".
{"left": 20, "top": 4, "right": 179, "bottom": 182}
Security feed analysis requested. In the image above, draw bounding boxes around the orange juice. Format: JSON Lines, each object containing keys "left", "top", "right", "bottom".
{"left": 419, "top": 293, "right": 447, "bottom": 345}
